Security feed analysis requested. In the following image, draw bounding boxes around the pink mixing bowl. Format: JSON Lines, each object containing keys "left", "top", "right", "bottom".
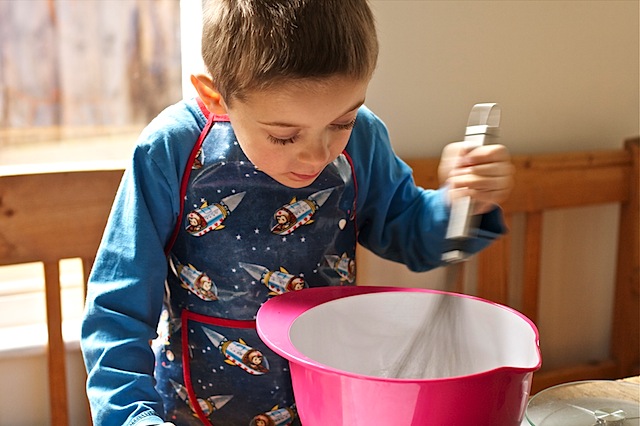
{"left": 256, "top": 286, "right": 541, "bottom": 426}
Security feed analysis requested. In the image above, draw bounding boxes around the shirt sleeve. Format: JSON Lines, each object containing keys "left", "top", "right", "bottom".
{"left": 80, "top": 101, "right": 203, "bottom": 425}
{"left": 347, "top": 106, "right": 506, "bottom": 272}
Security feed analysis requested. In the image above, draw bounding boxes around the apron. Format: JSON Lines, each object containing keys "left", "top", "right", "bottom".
{"left": 153, "top": 99, "right": 358, "bottom": 426}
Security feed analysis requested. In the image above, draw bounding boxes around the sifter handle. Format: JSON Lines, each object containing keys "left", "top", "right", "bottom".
{"left": 442, "top": 103, "right": 501, "bottom": 263}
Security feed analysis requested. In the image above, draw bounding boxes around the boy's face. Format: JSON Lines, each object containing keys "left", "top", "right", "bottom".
{"left": 224, "top": 76, "right": 370, "bottom": 188}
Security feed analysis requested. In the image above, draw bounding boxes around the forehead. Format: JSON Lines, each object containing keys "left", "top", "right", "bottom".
{"left": 229, "top": 76, "right": 370, "bottom": 124}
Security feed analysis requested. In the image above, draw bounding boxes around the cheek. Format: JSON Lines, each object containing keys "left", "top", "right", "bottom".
{"left": 238, "top": 138, "right": 293, "bottom": 175}
{"left": 330, "top": 133, "right": 352, "bottom": 156}
{"left": 235, "top": 133, "right": 270, "bottom": 165}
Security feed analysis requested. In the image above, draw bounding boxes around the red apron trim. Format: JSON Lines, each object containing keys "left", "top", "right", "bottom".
{"left": 343, "top": 150, "right": 359, "bottom": 240}
{"left": 181, "top": 308, "right": 213, "bottom": 426}
{"left": 180, "top": 309, "right": 257, "bottom": 425}
{"left": 182, "top": 309, "right": 257, "bottom": 329}
{"left": 164, "top": 98, "right": 230, "bottom": 255}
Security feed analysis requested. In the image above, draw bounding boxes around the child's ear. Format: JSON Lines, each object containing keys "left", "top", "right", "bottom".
{"left": 191, "top": 74, "right": 228, "bottom": 114}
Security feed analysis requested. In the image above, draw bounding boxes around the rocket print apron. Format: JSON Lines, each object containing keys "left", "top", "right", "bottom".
{"left": 153, "top": 99, "right": 358, "bottom": 426}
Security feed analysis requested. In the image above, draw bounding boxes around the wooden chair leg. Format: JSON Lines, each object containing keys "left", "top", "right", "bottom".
{"left": 611, "top": 138, "right": 640, "bottom": 378}
{"left": 44, "top": 260, "right": 69, "bottom": 426}
{"left": 477, "top": 222, "right": 511, "bottom": 306}
{"left": 522, "top": 211, "right": 542, "bottom": 325}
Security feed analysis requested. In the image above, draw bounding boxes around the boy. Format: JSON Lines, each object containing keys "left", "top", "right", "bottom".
{"left": 81, "top": 1, "right": 514, "bottom": 425}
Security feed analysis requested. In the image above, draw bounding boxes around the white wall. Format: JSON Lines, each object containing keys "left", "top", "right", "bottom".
{"left": 0, "top": 347, "right": 88, "bottom": 426}
{"left": 367, "top": 0, "right": 638, "bottom": 157}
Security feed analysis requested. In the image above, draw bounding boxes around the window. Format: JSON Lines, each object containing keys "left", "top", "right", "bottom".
{"left": 0, "top": 0, "right": 188, "bottom": 353}
{"left": 0, "top": 0, "right": 183, "bottom": 129}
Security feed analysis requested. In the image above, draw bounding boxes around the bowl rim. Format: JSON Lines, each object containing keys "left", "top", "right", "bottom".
{"left": 256, "top": 285, "right": 542, "bottom": 383}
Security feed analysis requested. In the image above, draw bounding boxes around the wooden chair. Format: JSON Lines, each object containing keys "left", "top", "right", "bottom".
{"left": 0, "top": 165, "right": 123, "bottom": 426}
{"left": 406, "top": 137, "right": 639, "bottom": 393}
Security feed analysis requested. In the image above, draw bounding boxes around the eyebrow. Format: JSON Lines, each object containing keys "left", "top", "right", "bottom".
{"left": 258, "top": 99, "right": 365, "bottom": 128}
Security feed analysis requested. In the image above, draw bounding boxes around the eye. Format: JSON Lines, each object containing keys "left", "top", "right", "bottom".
{"left": 331, "top": 117, "right": 357, "bottom": 131}
{"left": 268, "top": 135, "right": 297, "bottom": 145}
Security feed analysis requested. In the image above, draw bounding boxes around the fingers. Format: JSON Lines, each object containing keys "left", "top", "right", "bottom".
{"left": 448, "top": 160, "right": 514, "bottom": 180}
{"left": 443, "top": 144, "right": 515, "bottom": 213}
{"left": 447, "top": 166, "right": 514, "bottom": 197}
{"left": 446, "top": 145, "right": 514, "bottom": 191}
{"left": 456, "top": 144, "right": 511, "bottom": 167}
{"left": 438, "top": 141, "right": 471, "bottom": 184}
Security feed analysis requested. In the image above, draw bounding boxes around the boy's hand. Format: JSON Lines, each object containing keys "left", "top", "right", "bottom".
{"left": 438, "top": 141, "right": 515, "bottom": 215}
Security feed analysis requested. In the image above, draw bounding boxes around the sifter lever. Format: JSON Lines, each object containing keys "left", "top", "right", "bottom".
{"left": 442, "top": 103, "right": 501, "bottom": 263}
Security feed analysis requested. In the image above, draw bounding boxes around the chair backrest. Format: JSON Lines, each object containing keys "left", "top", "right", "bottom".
{"left": 406, "top": 137, "right": 639, "bottom": 393}
{"left": 0, "top": 166, "right": 123, "bottom": 426}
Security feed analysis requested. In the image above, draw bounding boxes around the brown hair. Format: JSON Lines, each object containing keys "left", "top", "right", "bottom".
{"left": 201, "top": 0, "right": 378, "bottom": 104}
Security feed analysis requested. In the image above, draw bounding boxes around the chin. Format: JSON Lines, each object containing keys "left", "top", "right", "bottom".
{"left": 272, "top": 175, "right": 317, "bottom": 189}
{"left": 281, "top": 179, "right": 314, "bottom": 189}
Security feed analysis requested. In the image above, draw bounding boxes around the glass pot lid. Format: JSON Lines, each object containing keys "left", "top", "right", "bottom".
{"left": 525, "top": 380, "right": 640, "bottom": 425}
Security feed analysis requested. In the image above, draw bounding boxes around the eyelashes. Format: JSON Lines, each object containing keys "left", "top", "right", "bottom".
{"left": 268, "top": 135, "right": 298, "bottom": 145}
{"left": 331, "top": 117, "right": 357, "bottom": 131}
{"left": 267, "top": 118, "right": 357, "bottom": 146}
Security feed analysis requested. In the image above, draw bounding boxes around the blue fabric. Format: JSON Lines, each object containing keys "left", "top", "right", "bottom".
{"left": 81, "top": 99, "right": 505, "bottom": 425}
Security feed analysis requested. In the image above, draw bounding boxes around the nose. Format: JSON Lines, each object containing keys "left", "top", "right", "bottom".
{"left": 297, "top": 135, "right": 331, "bottom": 167}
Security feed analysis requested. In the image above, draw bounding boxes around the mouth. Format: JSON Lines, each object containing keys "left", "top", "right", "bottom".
{"left": 290, "top": 171, "right": 321, "bottom": 181}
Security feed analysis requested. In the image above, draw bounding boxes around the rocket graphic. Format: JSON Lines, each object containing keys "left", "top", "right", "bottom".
{"left": 169, "top": 379, "right": 233, "bottom": 417}
{"left": 186, "top": 191, "right": 246, "bottom": 236}
{"left": 325, "top": 253, "right": 356, "bottom": 283}
{"left": 202, "top": 327, "right": 270, "bottom": 375}
{"left": 271, "top": 188, "right": 333, "bottom": 235}
{"left": 192, "top": 148, "right": 204, "bottom": 169}
{"left": 153, "top": 309, "right": 181, "bottom": 363}
{"left": 171, "top": 256, "right": 218, "bottom": 301}
{"left": 251, "top": 404, "right": 297, "bottom": 426}
{"left": 239, "top": 262, "right": 307, "bottom": 295}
